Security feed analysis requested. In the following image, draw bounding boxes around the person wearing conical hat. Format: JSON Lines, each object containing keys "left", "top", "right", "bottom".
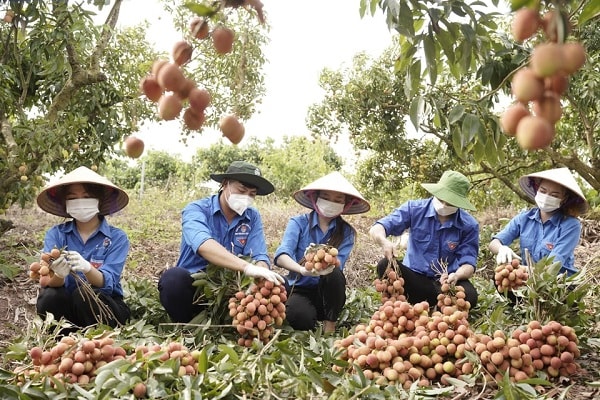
{"left": 274, "top": 171, "right": 370, "bottom": 333}
{"left": 370, "top": 170, "right": 480, "bottom": 309}
{"left": 489, "top": 167, "right": 589, "bottom": 276}
{"left": 158, "top": 161, "right": 283, "bottom": 324}
{"left": 35, "top": 166, "right": 131, "bottom": 328}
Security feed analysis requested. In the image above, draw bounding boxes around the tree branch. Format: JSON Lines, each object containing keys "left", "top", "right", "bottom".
{"left": 91, "top": 0, "right": 122, "bottom": 69}
{"left": 46, "top": 0, "right": 123, "bottom": 124}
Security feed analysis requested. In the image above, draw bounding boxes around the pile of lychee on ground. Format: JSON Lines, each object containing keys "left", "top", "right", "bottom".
{"left": 13, "top": 263, "right": 580, "bottom": 394}
{"left": 333, "top": 266, "right": 580, "bottom": 388}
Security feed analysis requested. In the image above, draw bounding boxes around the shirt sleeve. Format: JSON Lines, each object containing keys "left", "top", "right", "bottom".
{"left": 97, "top": 228, "right": 129, "bottom": 296}
{"left": 245, "top": 211, "right": 270, "bottom": 266}
{"left": 375, "top": 202, "right": 411, "bottom": 237}
{"left": 493, "top": 212, "right": 525, "bottom": 246}
{"left": 43, "top": 226, "right": 66, "bottom": 252}
{"left": 454, "top": 220, "right": 479, "bottom": 271}
{"left": 181, "top": 203, "right": 214, "bottom": 256}
{"left": 335, "top": 224, "right": 355, "bottom": 271}
{"left": 548, "top": 218, "right": 581, "bottom": 271}
{"left": 274, "top": 218, "right": 303, "bottom": 264}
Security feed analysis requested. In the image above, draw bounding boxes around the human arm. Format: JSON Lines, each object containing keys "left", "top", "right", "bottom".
{"left": 489, "top": 238, "right": 521, "bottom": 265}
{"left": 369, "top": 223, "right": 397, "bottom": 260}
{"left": 442, "top": 264, "right": 475, "bottom": 285}
{"left": 489, "top": 214, "right": 525, "bottom": 264}
{"left": 545, "top": 218, "right": 581, "bottom": 272}
{"left": 198, "top": 239, "right": 283, "bottom": 283}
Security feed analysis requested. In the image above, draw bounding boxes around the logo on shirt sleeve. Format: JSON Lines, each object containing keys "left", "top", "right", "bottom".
{"left": 234, "top": 224, "right": 251, "bottom": 246}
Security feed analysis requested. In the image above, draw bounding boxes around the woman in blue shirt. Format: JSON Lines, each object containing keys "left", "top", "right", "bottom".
{"left": 274, "top": 172, "right": 370, "bottom": 333}
{"left": 35, "top": 166, "right": 131, "bottom": 328}
{"left": 489, "top": 167, "right": 589, "bottom": 275}
{"left": 370, "top": 171, "right": 480, "bottom": 309}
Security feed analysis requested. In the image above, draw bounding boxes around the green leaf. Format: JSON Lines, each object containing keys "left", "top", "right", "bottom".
{"left": 217, "top": 344, "right": 239, "bottom": 364}
{"left": 578, "top": 1, "right": 600, "bottom": 26}
{"left": 436, "top": 29, "right": 455, "bottom": 64}
{"left": 183, "top": 2, "right": 219, "bottom": 17}
{"left": 409, "top": 96, "right": 424, "bottom": 131}
{"left": 197, "top": 347, "right": 209, "bottom": 373}
{"left": 423, "top": 33, "right": 437, "bottom": 86}
{"left": 448, "top": 105, "right": 465, "bottom": 124}
{"left": 461, "top": 113, "right": 481, "bottom": 144}
{"left": 397, "top": 1, "right": 415, "bottom": 38}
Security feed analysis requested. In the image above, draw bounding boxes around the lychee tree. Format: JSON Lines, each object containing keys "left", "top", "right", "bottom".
{"left": 309, "top": 0, "right": 600, "bottom": 205}
{"left": 0, "top": 0, "right": 268, "bottom": 232}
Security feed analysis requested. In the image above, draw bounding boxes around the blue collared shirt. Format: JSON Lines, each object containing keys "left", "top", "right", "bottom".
{"left": 42, "top": 217, "right": 129, "bottom": 296}
{"left": 274, "top": 211, "right": 355, "bottom": 288}
{"left": 374, "top": 198, "right": 479, "bottom": 277}
{"left": 176, "top": 194, "right": 270, "bottom": 273}
{"left": 493, "top": 208, "right": 581, "bottom": 274}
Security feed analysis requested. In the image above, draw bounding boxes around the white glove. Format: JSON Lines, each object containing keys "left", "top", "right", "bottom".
{"left": 50, "top": 255, "right": 70, "bottom": 278}
{"left": 65, "top": 250, "right": 92, "bottom": 274}
{"left": 496, "top": 245, "right": 522, "bottom": 265}
{"left": 299, "top": 265, "right": 336, "bottom": 277}
{"left": 243, "top": 263, "right": 284, "bottom": 285}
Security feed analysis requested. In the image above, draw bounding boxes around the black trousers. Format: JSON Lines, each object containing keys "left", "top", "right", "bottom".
{"left": 376, "top": 258, "right": 478, "bottom": 309}
{"left": 284, "top": 267, "right": 346, "bottom": 331}
{"left": 158, "top": 267, "right": 205, "bottom": 323}
{"left": 37, "top": 286, "right": 130, "bottom": 328}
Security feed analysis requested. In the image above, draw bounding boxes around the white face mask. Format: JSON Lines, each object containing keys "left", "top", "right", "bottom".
{"left": 316, "top": 198, "right": 345, "bottom": 218}
{"left": 535, "top": 192, "right": 562, "bottom": 213}
{"left": 433, "top": 197, "right": 458, "bottom": 216}
{"left": 66, "top": 198, "right": 99, "bottom": 222}
{"left": 226, "top": 186, "right": 254, "bottom": 215}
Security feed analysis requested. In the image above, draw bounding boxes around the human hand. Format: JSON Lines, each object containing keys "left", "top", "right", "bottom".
{"left": 50, "top": 255, "right": 70, "bottom": 278}
{"left": 496, "top": 245, "right": 522, "bottom": 265}
{"left": 243, "top": 263, "right": 284, "bottom": 284}
{"left": 65, "top": 251, "right": 92, "bottom": 274}
{"left": 382, "top": 240, "right": 397, "bottom": 260}
{"left": 299, "top": 265, "right": 336, "bottom": 277}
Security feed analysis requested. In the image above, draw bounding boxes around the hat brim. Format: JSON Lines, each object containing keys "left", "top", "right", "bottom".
{"left": 36, "top": 167, "right": 129, "bottom": 217}
{"left": 519, "top": 168, "right": 589, "bottom": 214}
{"left": 421, "top": 183, "right": 476, "bottom": 211}
{"left": 292, "top": 172, "right": 370, "bottom": 214}
{"left": 210, "top": 173, "right": 274, "bottom": 195}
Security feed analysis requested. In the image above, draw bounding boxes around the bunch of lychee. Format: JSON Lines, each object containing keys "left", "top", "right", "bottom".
{"left": 374, "top": 265, "right": 406, "bottom": 303}
{"left": 28, "top": 248, "right": 62, "bottom": 287}
{"left": 436, "top": 282, "right": 471, "bottom": 317}
{"left": 303, "top": 244, "right": 340, "bottom": 273}
{"left": 131, "top": 341, "right": 204, "bottom": 377}
{"left": 228, "top": 278, "right": 287, "bottom": 347}
{"left": 501, "top": 7, "right": 587, "bottom": 150}
{"left": 468, "top": 320, "right": 580, "bottom": 383}
{"left": 494, "top": 259, "right": 529, "bottom": 292}
{"left": 136, "top": 8, "right": 260, "bottom": 158}
{"left": 15, "top": 336, "right": 128, "bottom": 387}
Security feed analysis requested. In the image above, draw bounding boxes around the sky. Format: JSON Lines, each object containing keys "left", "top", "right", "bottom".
{"left": 108, "top": 0, "right": 394, "bottom": 162}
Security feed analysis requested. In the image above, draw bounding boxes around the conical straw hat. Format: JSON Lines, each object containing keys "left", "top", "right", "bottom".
{"left": 519, "top": 167, "right": 588, "bottom": 214}
{"left": 36, "top": 166, "right": 129, "bottom": 217}
{"left": 293, "top": 172, "right": 370, "bottom": 215}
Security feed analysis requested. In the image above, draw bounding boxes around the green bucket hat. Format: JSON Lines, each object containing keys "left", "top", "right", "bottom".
{"left": 210, "top": 161, "right": 274, "bottom": 195}
{"left": 421, "top": 170, "right": 476, "bottom": 211}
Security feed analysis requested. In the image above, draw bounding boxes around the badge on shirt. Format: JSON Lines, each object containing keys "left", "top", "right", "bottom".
{"left": 546, "top": 242, "right": 554, "bottom": 250}
{"left": 447, "top": 241, "right": 457, "bottom": 251}
{"left": 235, "top": 224, "right": 250, "bottom": 246}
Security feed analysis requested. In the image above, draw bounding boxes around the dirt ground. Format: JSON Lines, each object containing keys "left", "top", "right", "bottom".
{"left": 1, "top": 204, "right": 600, "bottom": 398}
